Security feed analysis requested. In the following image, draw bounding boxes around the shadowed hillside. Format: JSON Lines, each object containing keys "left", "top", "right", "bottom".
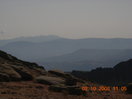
{"left": 0, "top": 50, "right": 46, "bottom": 81}
{"left": 72, "top": 59, "right": 132, "bottom": 85}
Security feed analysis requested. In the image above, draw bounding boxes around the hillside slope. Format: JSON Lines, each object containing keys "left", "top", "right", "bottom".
{"left": 0, "top": 50, "right": 46, "bottom": 81}
{"left": 72, "top": 59, "right": 132, "bottom": 85}
{"left": 0, "top": 50, "right": 132, "bottom": 99}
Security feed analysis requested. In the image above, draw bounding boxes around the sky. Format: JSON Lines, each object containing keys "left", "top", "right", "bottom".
{"left": 0, "top": 0, "right": 132, "bottom": 39}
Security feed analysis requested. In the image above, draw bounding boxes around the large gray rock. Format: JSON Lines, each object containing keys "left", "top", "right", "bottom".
{"left": 35, "top": 76, "right": 65, "bottom": 85}
{"left": 48, "top": 70, "right": 84, "bottom": 86}
{"left": 0, "top": 64, "right": 21, "bottom": 81}
{"left": 48, "top": 70, "right": 66, "bottom": 78}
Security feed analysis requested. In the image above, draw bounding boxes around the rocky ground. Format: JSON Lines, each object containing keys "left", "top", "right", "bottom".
{"left": 0, "top": 50, "right": 132, "bottom": 99}
{"left": 0, "top": 81, "right": 132, "bottom": 99}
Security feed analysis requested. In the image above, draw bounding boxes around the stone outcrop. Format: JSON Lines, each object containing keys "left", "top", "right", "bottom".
{"left": 0, "top": 50, "right": 46, "bottom": 82}
{"left": 0, "top": 50, "right": 86, "bottom": 96}
{"left": 35, "top": 76, "right": 65, "bottom": 85}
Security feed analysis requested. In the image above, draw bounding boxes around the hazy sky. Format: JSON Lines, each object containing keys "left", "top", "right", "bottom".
{"left": 0, "top": 0, "right": 132, "bottom": 39}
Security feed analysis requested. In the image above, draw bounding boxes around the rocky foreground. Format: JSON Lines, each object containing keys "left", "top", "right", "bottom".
{"left": 0, "top": 50, "right": 132, "bottom": 99}
{"left": 0, "top": 81, "right": 132, "bottom": 99}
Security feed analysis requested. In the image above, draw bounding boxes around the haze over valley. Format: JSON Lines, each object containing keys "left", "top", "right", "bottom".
{"left": 0, "top": 35, "right": 132, "bottom": 71}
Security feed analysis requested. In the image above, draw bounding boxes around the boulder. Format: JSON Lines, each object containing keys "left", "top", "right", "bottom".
{"left": 35, "top": 76, "right": 65, "bottom": 85}
{"left": 0, "top": 73, "right": 10, "bottom": 82}
{"left": 12, "top": 66, "right": 33, "bottom": 81}
{"left": 48, "top": 70, "right": 84, "bottom": 86}
{"left": 0, "top": 64, "right": 21, "bottom": 81}
{"left": 48, "top": 70, "right": 66, "bottom": 78}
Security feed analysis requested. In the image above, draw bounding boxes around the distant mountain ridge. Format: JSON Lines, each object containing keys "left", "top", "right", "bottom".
{"left": 0, "top": 35, "right": 61, "bottom": 46}
{"left": 41, "top": 49, "right": 132, "bottom": 71}
{"left": 44, "top": 49, "right": 132, "bottom": 62}
{"left": 0, "top": 36, "right": 132, "bottom": 71}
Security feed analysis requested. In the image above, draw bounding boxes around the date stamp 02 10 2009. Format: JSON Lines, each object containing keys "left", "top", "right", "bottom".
{"left": 81, "top": 86, "right": 127, "bottom": 92}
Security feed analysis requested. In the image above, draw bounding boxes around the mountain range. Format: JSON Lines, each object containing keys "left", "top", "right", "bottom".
{"left": 0, "top": 35, "right": 132, "bottom": 71}
{"left": 42, "top": 49, "right": 132, "bottom": 71}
